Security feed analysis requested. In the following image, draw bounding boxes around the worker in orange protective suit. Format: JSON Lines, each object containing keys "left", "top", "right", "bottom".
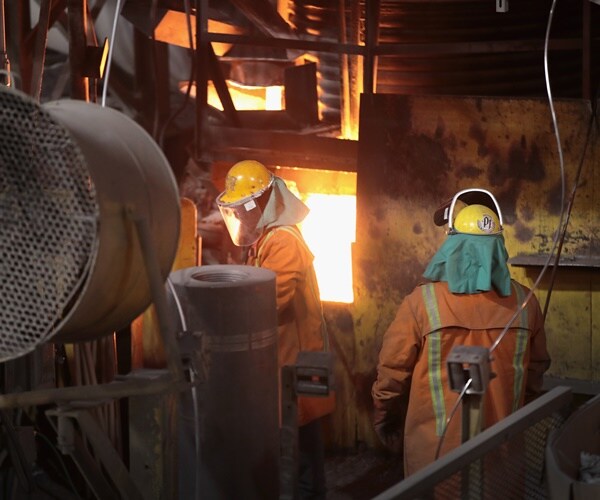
{"left": 371, "top": 188, "right": 551, "bottom": 477}
{"left": 217, "top": 159, "right": 335, "bottom": 499}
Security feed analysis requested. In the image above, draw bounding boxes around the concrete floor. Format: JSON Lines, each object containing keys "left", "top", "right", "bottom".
{"left": 325, "top": 449, "right": 404, "bottom": 499}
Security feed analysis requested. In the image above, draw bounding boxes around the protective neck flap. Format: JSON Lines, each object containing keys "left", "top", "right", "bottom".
{"left": 423, "top": 233, "right": 512, "bottom": 296}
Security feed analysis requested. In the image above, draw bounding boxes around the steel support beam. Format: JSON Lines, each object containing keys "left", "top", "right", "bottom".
{"left": 67, "top": 0, "right": 89, "bottom": 100}
{"left": 46, "top": 405, "right": 145, "bottom": 500}
{"left": 204, "top": 125, "right": 358, "bottom": 171}
{"left": 363, "top": 0, "right": 380, "bottom": 95}
{"left": 194, "top": 0, "right": 209, "bottom": 162}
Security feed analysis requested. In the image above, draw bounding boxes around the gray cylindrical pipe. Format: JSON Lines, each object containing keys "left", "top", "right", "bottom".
{"left": 169, "top": 265, "right": 280, "bottom": 500}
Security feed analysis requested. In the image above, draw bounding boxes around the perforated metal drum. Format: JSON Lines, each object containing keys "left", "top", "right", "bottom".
{"left": 0, "top": 86, "right": 180, "bottom": 361}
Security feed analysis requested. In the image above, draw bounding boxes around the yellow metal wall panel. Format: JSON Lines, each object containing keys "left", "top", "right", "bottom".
{"left": 535, "top": 270, "right": 594, "bottom": 380}
{"left": 172, "top": 197, "right": 199, "bottom": 271}
{"left": 131, "top": 198, "right": 198, "bottom": 370}
{"left": 590, "top": 120, "right": 600, "bottom": 382}
{"left": 335, "top": 93, "right": 600, "bottom": 450}
{"left": 593, "top": 274, "right": 600, "bottom": 380}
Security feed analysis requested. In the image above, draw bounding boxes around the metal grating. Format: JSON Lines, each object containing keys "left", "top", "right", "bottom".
{"left": 374, "top": 387, "right": 573, "bottom": 500}
{"left": 431, "top": 414, "right": 565, "bottom": 500}
{"left": 0, "top": 86, "right": 99, "bottom": 361}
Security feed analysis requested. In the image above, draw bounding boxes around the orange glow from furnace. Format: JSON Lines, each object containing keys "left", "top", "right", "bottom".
{"left": 300, "top": 194, "right": 356, "bottom": 303}
{"left": 180, "top": 81, "right": 284, "bottom": 111}
{"left": 265, "top": 86, "right": 284, "bottom": 110}
{"left": 204, "top": 81, "right": 284, "bottom": 110}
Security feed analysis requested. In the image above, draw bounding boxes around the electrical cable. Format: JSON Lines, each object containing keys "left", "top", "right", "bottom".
{"left": 100, "top": 0, "right": 196, "bottom": 147}
{"left": 0, "top": 69, "right": 18, "bottom": 88}
{"left": 0, "top": 410, "right": 32, "bottom": 492}
{"left": 167, "top": 277, "right": 188, "bottom": 332}
{"left": 541, "top": 114, "right": 596, "bottom": 320}
{"left": 490, "top": 0, "right": 566, "bottom": 353}
{"left": 34, "top": 431, "right": 81, "bottom": 499}
{"left": 434, "top": 378, "right": 472, "bottom": 461}
{"left": 166, "top": 276, "right": 202, "bottom": 500}
{"left": 189, "top": 361, "right": 202, "bottom": 500}
{"left": 434, "top": 0, "right": 567, "bottom": 454}
{"left": 101, "top": 0, "right": 124, "bottom": 107}
{"left": 541, "top": 78, "right": 600, "bottom": 320}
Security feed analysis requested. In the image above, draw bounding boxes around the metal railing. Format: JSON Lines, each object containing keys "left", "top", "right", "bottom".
{"left": 374, "top": 386, "right": 573, "bottom": 500}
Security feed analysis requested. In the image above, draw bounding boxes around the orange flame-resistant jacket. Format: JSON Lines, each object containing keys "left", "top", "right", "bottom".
{"left": 372, "top": 279, "right": 551, "bottom": 476}
{"left": 247, "top": 225, "right": 335, "bottom": 426}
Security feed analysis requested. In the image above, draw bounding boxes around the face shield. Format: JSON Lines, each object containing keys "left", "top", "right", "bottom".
{"left": 217, "top": 193, "right": 266, "bottom": 246}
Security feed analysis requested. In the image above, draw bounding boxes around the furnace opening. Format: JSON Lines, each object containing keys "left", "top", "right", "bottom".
{"left": 299, "top": 193, "right": 356, "bottom": 303}
{"left": 276, "top": 167, "right": 357, "bottom": 304}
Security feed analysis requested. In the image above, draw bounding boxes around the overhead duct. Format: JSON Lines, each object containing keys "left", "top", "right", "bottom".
{"left": 0, "top": 86, "right": 180, "bottom": 361}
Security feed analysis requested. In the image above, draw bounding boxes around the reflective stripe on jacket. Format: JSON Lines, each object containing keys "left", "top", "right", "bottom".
{"left": 372, "top": 279, "right": 550, "bottom": 476}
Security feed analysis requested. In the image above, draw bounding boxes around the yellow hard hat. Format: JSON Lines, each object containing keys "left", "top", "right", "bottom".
{"left": 218, "top": 160, "right": 274, "bottom": 205}
{"left": 453, "top": 204, "right": 502, "bottom": 235}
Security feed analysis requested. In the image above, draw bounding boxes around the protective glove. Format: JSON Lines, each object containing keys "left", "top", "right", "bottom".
{"left": 374, "top": 420, "right": 404, "bottom": 454}
{"left": 373, "top": 397, "right": 407, "bottom": 454}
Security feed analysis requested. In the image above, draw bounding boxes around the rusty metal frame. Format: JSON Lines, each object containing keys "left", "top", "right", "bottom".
{"left": 193, "top": 1, "right": 599, "bottom": 167}
{"left": 227, "top": 0, "right": 297, "bottom": 38}
{"left": 0, "top": 209, "right": 185, "bottom": 497}
{"left": 205, "top": 31, "right": 367, "bottom": 56}
{"left": 279, "top": 365, "right": 298, "bottom": 500}
{"left": 29, "top": 0, "right": 53, "bottom": 100}
{"left": 66, "top": 0, "right": 88, "bottom": 100}
{"left": 105, "top": 1, "right": 600, "bottom": 169}
{"left": 0, "top": 209, "right": 184, "bottom": 410}
{"left": 204, "top": 124, "right": 358, "bottom": 170}
{"left": 5, "top": 0, "right": 599, "bottom": 137}
{"left": 208, "top": 40, "right": 240, "bottom": 126}
{"left": 363, "top": 0, "right": 380, "bottom": 95}
{"left": 45, "top": 404, "right": 143, "bottom": 500}
{"left": 194, "top": 0, "right": 209, "bottom": 162}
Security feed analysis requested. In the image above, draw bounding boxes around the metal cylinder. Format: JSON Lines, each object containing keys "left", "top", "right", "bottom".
{"left": 44, "top": 99, "right": 180, "bottom": 343}
{"left": 0, "top": 85, "right": 180, "bottom": 359}
{"left": 169, "top": 264, "right": 280, "bottom": 500}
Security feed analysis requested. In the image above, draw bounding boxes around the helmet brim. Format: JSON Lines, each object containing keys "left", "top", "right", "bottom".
{"left": 217, "top": 176, "right": 274, "bottom": 207}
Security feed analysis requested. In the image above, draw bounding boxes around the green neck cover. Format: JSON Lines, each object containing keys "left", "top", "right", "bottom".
{"left": 423, "top": 233, "right": 512, "bottom": 296}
